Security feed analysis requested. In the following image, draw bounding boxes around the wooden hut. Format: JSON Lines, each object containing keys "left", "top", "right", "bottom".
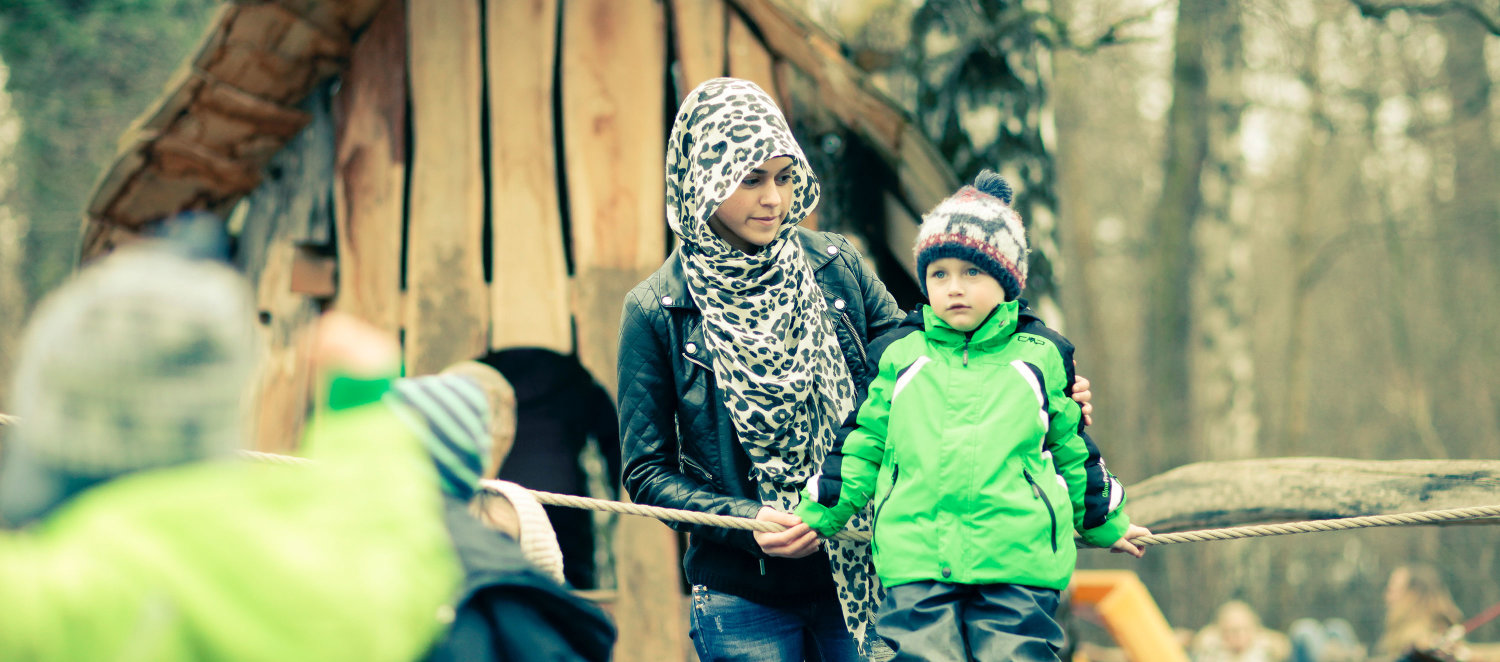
{"left": 81, "top": 0, "right": 956, "bottom": 658}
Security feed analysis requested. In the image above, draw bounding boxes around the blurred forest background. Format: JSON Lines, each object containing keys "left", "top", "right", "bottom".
{"left": 1, "top": 0, "right": 1497, "bottom": 653}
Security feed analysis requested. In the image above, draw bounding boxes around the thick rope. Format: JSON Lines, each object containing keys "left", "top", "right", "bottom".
{"left": 1128, "top": 504, "right": 1500, "bottom": 547}
{"left": 246, "top": 451, "right": 1500, "bottom": 547}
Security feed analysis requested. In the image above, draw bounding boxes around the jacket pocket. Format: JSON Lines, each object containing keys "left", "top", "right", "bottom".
{"left": 1023, "top": 469, "right": 1059, "bottom": 553}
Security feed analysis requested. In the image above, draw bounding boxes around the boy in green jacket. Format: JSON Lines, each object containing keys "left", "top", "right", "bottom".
{"left": 795, "top": 171, "right": 1151, "bottom": 661}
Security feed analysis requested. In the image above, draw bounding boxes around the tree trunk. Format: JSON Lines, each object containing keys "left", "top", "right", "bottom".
{"left": 1192, "top": 0, "right": 1255, "bottom": 461}
{"left": 1142, "top": 0, "right": 1212, "bottom": 453}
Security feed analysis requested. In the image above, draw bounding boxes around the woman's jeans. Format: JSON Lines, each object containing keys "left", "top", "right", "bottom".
{"left": 689, "top": 584, "right": 860, "bottom": 662}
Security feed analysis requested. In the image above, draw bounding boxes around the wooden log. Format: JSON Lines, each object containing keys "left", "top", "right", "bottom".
{"left": 726, "top": 11, "right": 777, "bottom": 101}
{"left": 248, "top": 0, "right": 390, "bottom": 42}
{"left": 724, "top": 0, "right": 957, "bottom": 208}
{"left": 561, "top": 3, "right": 681, "bottom": 661}
{"left": 1127, "top": 457, "right": 1500, "bottom": 533}
{"left": 404, "top": 0, "right": 488, "bottom": 375}
{"left": 883, "top": 190, "right": 919, "bottom": 278}
{"left": 670, "top": 0, "right": 726, "bottom": 96}
{"left": 198, "top": 4, "right": 351, "bottom": 106}
{"left": 485, "top": 0, "right": 571, "bottom": 354}
{"left": 235, "top": 83, "right": 340, "bottom": 453}
{"left": 331, "top": 0, "right": 406, "bottom": 335}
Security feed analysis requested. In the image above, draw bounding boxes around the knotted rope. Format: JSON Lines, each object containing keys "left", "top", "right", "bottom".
{"left": 235, "top": 450, "right": 1500, "bottom": 547}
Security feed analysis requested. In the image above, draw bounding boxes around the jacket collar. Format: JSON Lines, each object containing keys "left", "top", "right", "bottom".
{"left": 921, "top": 299, "right": 1020, "bottom": 348}
{"left": 657, "top": 226, "right": 837, "bottom": 310}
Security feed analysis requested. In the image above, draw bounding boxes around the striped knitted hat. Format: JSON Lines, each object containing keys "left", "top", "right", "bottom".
{"left": 913, "top": 170, "right": 1028, "bottom": 301}
{"left": 386, "top": 374, "right": 492, "bottom": 500}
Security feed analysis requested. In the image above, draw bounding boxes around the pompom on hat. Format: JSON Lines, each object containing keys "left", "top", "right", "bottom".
{"left": 913, "top": 170, "right": 1028, "bottom": 301}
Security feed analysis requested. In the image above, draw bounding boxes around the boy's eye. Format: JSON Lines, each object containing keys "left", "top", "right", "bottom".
{"left": 966, "top": 267, "right": 981, "bottom": 277}
{"left": 930, "top": 270, "right": 945, "bottom": 279}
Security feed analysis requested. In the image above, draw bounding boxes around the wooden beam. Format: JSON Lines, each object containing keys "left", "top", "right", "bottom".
{"left": 486, "top": 0, "right": 572, "bottom": 354}
{"left": 670, "top": 0, "right": 727, "bottom": 97}
{"left": 561, "top": 3, "right": 681, "bottom": 661}
{"left": 1128, "top": 458, "right": 1500, "bottom": 533}
{"left": 332, "top": 0, "right": 406, "bottom": 334}
{"left": 404, "top": 0, "right": 488, "bottom": 375}
{"left": 1071, "top": 571, "right": 1190, "bottom": 661}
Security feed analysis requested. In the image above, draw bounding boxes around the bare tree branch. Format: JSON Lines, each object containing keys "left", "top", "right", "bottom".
{"left": 1351, "top": 0, "right": 1500, "bottom": 35}
{"left": 1031, "top": 1, "right": 1172, "bottom": 54}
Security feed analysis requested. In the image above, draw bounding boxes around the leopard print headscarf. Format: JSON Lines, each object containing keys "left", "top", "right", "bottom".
{"left": 667, "top": 78, "right": 880, "bottom": 656}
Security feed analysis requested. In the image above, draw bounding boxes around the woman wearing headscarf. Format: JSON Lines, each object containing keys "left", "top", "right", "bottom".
{"left": 618, "top": 77, "right": 1090, "bottom": 662}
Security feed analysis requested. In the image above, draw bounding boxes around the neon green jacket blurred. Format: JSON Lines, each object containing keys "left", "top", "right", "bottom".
{"left": 0, "top": 402, "right": 462, "bottom": 661}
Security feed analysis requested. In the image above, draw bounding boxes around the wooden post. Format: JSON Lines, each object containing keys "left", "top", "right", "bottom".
{"left": 405, "top": 0, "right": 489, "bottom": 374}
{"left": 561, "top": 2, "right": 682, "bottom": 660}
{"left": 238, "top": 84, "right": 341, "bottom": 453}
{"left": 671, "top": 0, "right": 727, "bottom": 96}
{"left": 726, "top": 11, "right": 777, "bottom": 105}
{"left": 332, "top": 0, "right": 407, "bottom": 334}
{"left": 486, "top": 0, "right": 572, "bottom": 354}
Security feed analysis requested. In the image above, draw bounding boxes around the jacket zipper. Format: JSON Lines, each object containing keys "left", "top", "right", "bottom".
{"left": 836, "top": 310, "right": 869, "bottom": 366}
{"left": 873, "top": 464, "right": 900, "bottom": 529}
{"left": 679, "top": 454, "right": 715, "bottom": 483}
{"left": 962, "top": 337, "right": 970, "bottom": 367}
{"left": 1023, "top": 470, "right": 1059, "bottom": 553}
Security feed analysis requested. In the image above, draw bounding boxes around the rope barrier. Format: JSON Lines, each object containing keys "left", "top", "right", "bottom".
{"left": 1128, "top": 504, "right": 1500, "bottom": 548}
{"left": 233, "top": 450, "right": 1500, "bottom": 548}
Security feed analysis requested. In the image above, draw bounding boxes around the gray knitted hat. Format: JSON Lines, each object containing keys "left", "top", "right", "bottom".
{"left": 4, "top": 245, "right": 259, "bottom": 480}
{"left": 913, "top": 170, "right": 1028, "bottom": 300}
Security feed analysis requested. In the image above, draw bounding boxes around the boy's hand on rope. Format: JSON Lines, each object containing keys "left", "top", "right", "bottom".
{"left": 1110, "top": 524, "right": 1153, "bottom": 558}
{"left": 754, "top": 507, "right": 822, "bottom": 559}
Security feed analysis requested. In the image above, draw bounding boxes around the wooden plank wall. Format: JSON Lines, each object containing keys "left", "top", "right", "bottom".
{"left": 331, "top": 0, "right": 406, "bottom": 335}
{"left": 486, "top": 0, "right": 572, "bottom": 354}
{"left": 561, "top": 2, "right": 682, "bottom": 661}
{"left": 404, "top": 0, "right": 489, "bottom": 375}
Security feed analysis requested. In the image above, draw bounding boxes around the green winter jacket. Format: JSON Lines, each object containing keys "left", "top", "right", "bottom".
{"left": 795, "top": 300, "right": 1130, "bottom": 590}
{"left": 0, "top": 400, "right": 463, "bottom": 661}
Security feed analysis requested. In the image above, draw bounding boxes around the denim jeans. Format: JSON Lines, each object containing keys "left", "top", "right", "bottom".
{"left": 689, "top": 584, "right": 860, "bottom": 662}
{"left": 878, "top": 581, "right": 1063, "bottom": 662}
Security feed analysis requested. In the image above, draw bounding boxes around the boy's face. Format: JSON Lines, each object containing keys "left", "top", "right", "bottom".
{"left": 925, "top": 257, "right": 1005, "bottom": 332}
{"left": 708, "top": 156, "right": 795, "bottom": 254}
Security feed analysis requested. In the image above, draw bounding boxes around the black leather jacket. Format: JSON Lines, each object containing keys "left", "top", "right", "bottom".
{"left": 617, "top": 227, "right": 904, "bottom": 605}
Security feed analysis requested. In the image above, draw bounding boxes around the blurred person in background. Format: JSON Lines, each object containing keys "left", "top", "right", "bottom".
{"left": 1376, "top": 564, "right": 1500, "bottom": 662}
{"left": 1191, "top": 600, "right": 1291, "bottom": 662}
